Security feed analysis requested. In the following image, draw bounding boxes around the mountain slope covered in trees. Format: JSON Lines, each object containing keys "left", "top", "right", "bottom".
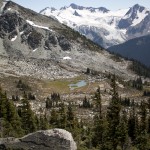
{"left": 108, "top": 34, "right": 150, "bottom": 67}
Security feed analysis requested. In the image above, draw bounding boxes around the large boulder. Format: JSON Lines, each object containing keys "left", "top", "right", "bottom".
{"left": 0, "top": 128, "right": 77, "bottom": 150}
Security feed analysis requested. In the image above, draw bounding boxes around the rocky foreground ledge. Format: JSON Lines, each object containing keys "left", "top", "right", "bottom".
{"left": 0, "top": 128, "right": 77, "bottom": 150}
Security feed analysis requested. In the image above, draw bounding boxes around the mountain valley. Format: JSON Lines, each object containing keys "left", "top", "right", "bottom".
{"left": 0, "top": 0, "right": 149, "bottom": 103}
{"left": 0, "top": 1, "right": 150, "bottom": 150}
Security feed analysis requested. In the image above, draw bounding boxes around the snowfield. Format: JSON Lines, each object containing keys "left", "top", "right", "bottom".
{"left": 41, "top": 6, "right": 129, "bottom": 47}
{"left": 11, "top": 35, "right": 17, "bottom": 41}
{"left": 63, "top": 56, "right": 72, "bottom": 60}
{"left": 40, "top": 4, "right": 150, "bottom": 48}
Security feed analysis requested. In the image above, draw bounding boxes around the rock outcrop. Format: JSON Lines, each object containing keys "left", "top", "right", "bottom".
{"left": 0, "top": 128, "right": 77, "bottom": 150}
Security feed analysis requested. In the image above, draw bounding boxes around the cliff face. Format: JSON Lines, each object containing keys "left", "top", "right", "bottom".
{"left": 0, "top": 128, "right": 77, "bottom": 150}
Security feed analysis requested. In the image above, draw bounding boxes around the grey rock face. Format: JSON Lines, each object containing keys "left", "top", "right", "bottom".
{"left": 0, "top": 12, "right": 23, "bottom": 38}
{"left": 73, "top": 10, "right": 81, "bottom": 17}
{"left": 58, "top": 35, "right": 71, "bottom": 51}
{"left": 27, "top": 30, "right": 43, "bottom": 49}
{"left": 44, "top": 33, "right": 58, "bottom": 50}
{"left": 0, "top": 129, "right": 77, "bottom": 150}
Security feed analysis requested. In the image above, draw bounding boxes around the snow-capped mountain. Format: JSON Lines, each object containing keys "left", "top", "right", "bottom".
{"left": 40, "top": 3, "right": 150, "bottom": 48}
{"left": 118, "top": 4, "right": 149, "bottom": 28}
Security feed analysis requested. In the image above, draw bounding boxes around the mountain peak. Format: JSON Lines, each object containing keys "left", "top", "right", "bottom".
{"left": 131, "top": 4, "right": 146, "bottom": 12}
{"left": 118, "top": 3, "right": 149, "bottom": 29}
{"left": 40, "top": 3, "right": 150, "bottom": 49}
{"left": 69, "top": 3, "right": 109, "bottom": 13}
{"left": 70, "top": 3, "right": 84, "bottom": 10}
{"left": 125, "top": 3, "right": 148, "bottom": 19}
{"left": 97, "top": 7, "right": 109, "bottom": 13}
{"left": 39, "top": 7, "right": 56, "bottom": 14}
{"left": 133, "top": 4, "right": 142, "bottom": 8}
{"left": 126, "top": 4, "right": 147, "bottom": 15}
{"left": 70, "top": 3, "right": 77, "bottom": 8}
{"left": 133, "top": 4, "right": 141, "bottom": 7}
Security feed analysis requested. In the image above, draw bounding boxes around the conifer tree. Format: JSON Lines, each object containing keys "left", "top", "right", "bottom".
{"left": 2, "top": 120, "right": 13, "bottom": 137}
{"left": 67, "top": 103, "right": 75, "bottom": 129}
{"left": 135, "top": 101, "right": 150, "bottom": 150}
{"left": 92, "top": 87, "right": 108, "bottom": 149}
{"left": 51, "top": 93, "right": 60, "bottom": 106}
{"left": 20, "top": 99, "right": 37, "bottom": 134}
{"left": 140, "top": 101, "right": 147, "bottom": 132}
{"left": 6, "top": 99, "right": 24, "bottom": 137}
{"left": 118, "top": 111, "right": 129, "bottom": 150}
{"left": 0, "top": 90, "right": 24, "bottom": 137}
{"left": 59, "top": 102, "right": 67, "bottom": 129}
{"left": 94, "top": 87, "right": 102, "bottom": 117}
{"left": 147, "top": 98, "right": 150, "bottom": 135}
{"left": 35, "top": 115, "right": 40, "bottom": 130}
{"left": 39, "top": 114, "right": 49, "bottom": 130}
{"left": 82, "top": 96, "right": 91, "bottom": 108}
{"left": 46, "top": 97, "right": 53, "bottom": 109}
{"left": 136, "top": 132, "right": 149, "bottom": 150}
{"left": 92, "top": 114, "right": 108, "bottom": 149}
{"left": 107, "top": 75, "right": 122, "bottom": 149}
{"left": 50, "top": 108, "right": 59, "bottom": 127}
{"left": 0, "top": 93, "right": 7, "bottom": 119}
{"left": 128, "top": 107, "right": 139, "bottom": 142}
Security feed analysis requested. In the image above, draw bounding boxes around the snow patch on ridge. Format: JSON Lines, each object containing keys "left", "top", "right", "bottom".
{"left": 11, "top": 36, "right": 17, "bottom": 41}
{"left": 20, "top": 31, "right": 24, "bottom": 35}
{"left": 26, "top": 20, "right": 53, "bottom": 32}
{"left": 33, "top": 48, "right": 37, "bottom": 52}
{"left": 63, "top": 56, "right": 72, "bottom": 60}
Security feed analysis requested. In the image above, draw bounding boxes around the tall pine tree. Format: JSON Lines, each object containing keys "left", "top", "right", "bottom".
{"left": 19, "top": 99, "right": 37, "bottom": 134}
{"left": 107, "top": 75, "right": 122, "bottom": 150}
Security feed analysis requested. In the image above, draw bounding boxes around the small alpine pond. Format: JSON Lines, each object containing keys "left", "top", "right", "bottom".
{"left": 69, "top": 80, "right": 87, "bottom": 90}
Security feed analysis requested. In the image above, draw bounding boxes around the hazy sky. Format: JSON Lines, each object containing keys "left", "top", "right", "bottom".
{"left": 12, "top": 0, "right": 150, "bottom": 12}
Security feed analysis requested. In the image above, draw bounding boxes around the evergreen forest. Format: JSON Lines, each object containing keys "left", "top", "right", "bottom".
{"left": 0, "top": 76, "right": 150, "bottom": 150}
